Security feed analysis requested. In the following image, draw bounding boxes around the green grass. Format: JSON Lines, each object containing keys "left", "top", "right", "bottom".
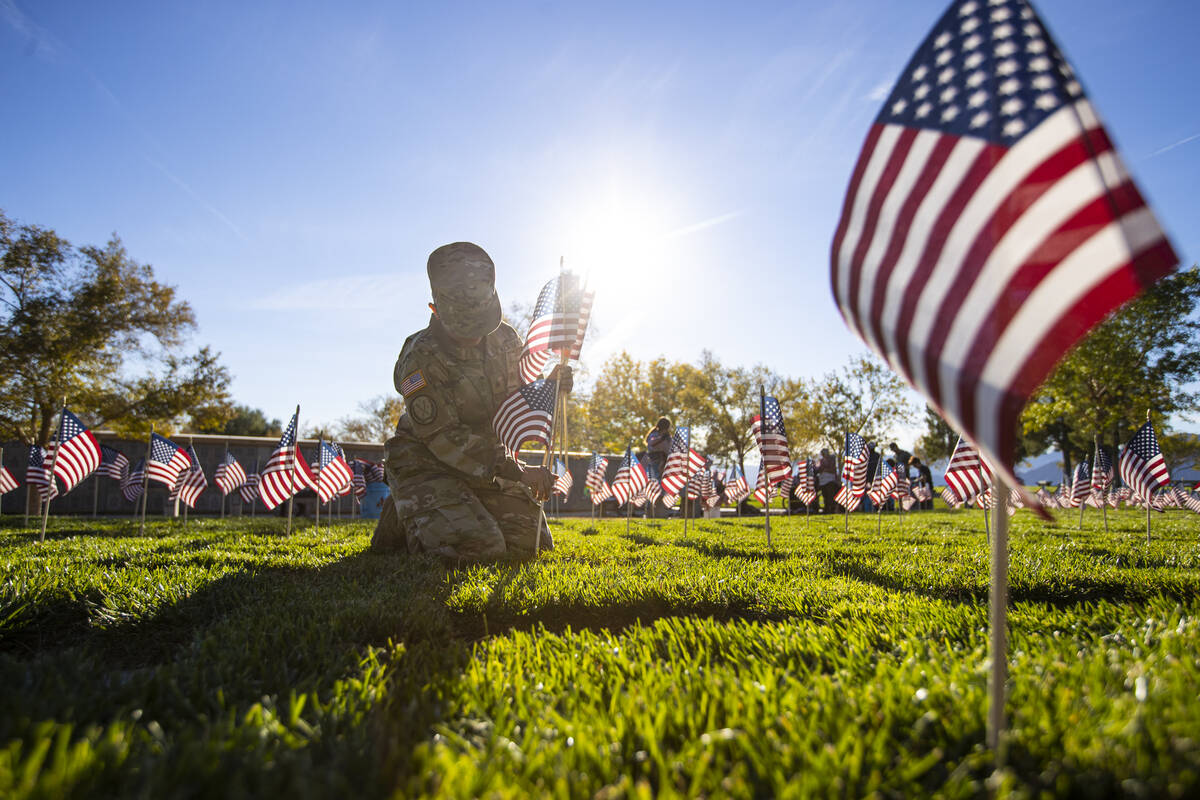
{"left": 1, "top": 508, "right": 1198, "bottom": 798}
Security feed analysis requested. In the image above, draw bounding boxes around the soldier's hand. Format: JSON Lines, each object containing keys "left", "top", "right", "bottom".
{"left": 520, "top": 466, "right": 555, "bottom": 502}
{"left": 549, "top": 364, "right": 573, "bottom": 395}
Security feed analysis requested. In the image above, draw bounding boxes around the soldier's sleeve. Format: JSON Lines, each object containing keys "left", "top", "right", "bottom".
{"left": 395, "top": 346, "right": 505, "bottom": 481}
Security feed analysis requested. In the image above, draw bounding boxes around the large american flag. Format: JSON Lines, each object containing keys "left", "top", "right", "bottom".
{"left": 121, "top": 459, "right": 145, "bottom": 502}
{"left": 661, "top": 426, "right": 705, "bottom": 495}
{"left": 173, "top": 445, "right": 207, "bottom": 508}
{"left": 314, "top": 440, "right": 353, "bottom": 503}
{"left": 147, "top": 433, "right": 191, "bottom": 489}
{"left": 942, "top": 435, "right": 991, "bottom": 503}
{"left": 611, "top": 447, "right": 648, "bottom": 506}
{"left": 553, "top": 458, "right": 574, "bottom": 498}
{"left": 835, "top": 432, "right": 870, "bottom": 508}
{"left": 259, "top": 411, "right": 316, "bottom": 510}
{"left": 492, "top": 379, "right": 557, "bottom": 454}
{"left": 1119, "top": 420, "right": 1169, "bottom": 502}
{"left": 214, "top": 452, "right": 248, "bottom": 496}
{"left": 830, "top": 0, "right": 1177, "bottom": 507}
{"left": 0, "top": 464, "right": 18, "bottom": 496}
{"left": 99, "top": 444, "right": 130, "bottom": 481}
{"left": 518, "top": 273, "right": 595, "bottom": 383}
{"left": 751, "top": 395, "right": 791, "bottom": 484}
{"left": 49, "top": 409, "right": 101, "bottom": 494}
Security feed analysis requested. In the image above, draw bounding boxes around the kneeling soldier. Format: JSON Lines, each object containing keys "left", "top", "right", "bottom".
{"left": 372, "top": 242, "right": 568, "bottom": 560}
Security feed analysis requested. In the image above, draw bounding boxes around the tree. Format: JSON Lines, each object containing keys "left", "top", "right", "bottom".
{"left": 0, "top": 211, "right": 232, "bottom": 445}
{"left": 198, "top": 404, "right": 283, "bottom": 437}
{"left": 916, "top": 405, "right": 957, "bottom": 463}
{"left": 1021, "top": 265, "right": 1200, "bottom": 468}
{"left": 1160, "top": 431, "right": 1200, "bottom": 478}
{"left": 338, "top": 395, "right": 405, "bottom": 443}
{"left": 810, "top": 354, "right": 916, "bottom": 452}
{"left": 583, "top": 352, "right": 692, "bottom": 452}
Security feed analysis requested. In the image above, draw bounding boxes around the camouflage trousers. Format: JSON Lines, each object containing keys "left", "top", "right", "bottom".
{"left": 372, "top": 439, "right": 552, "bottom": 561}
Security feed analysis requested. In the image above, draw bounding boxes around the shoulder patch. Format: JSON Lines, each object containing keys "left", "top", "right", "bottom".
{"left": 409, "top": 394, "right": 437, "bottom": 425}
{"left": 400, "top": 370, "right": 427, "bottom": 396}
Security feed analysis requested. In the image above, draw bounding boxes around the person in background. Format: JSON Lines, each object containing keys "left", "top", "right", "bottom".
{"left": 910, "top": 456, "right": 934, "bottom": 510}
{"left": 889, "top": 442, "right": 913, "bottom": 481}
{"left": 862, "top": 441, "right": 880, "bottom": 512}
{"left": 644, "top": 417, "right": 672, "bottom": 483}
{"left": 817, "top": 448, "right": 839, "bottom": 514}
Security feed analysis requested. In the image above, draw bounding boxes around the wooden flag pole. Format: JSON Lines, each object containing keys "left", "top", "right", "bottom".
{"left": 286, "top": 405, "right": 299, "bottom": 536}
{"left": 1146, "top": 409, "right": 1152, "bottom": 544}
{"left": 316, "top": 441, "right": 323, "bottom": 532}
{"left": 760, "top": 387, "right": 772, "bottom": 547}
{"left": 221, "top": 441, "right": 229, "bottom": 519}
{"left": 92, "top": 471, "right": 99, "bottom": 519}
{"left": 1094, "top": 435, "right": 1109, "bottom": 534}
{"left": 251, "top": 457, "right": 259, "bottom": 518}
{"left": 987, "top": 477, "right": 1010, "bottom": 760}
{"left": 39, "top": 399, "right": 67, "bottom": 544}
{"left": 983, "top": 497, "right": 990, "bottom": 545}
{"left": 138, "top": 426, "right": 153, "bottom": 536}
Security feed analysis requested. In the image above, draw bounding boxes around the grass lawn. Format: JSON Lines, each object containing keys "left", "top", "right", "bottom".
{"left": 1, "top": 508, "right": 1198, "bottom": 798}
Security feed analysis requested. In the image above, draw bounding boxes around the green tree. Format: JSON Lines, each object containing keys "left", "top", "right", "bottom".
{"left": 915, "top": 405, "right": 957, "bottom": 462}
{"left": 0, "top": 211, "right": 232, "bottom": 445}
{"left": 200, "top": 404, "right": 283, "bottom": 437}
{"left": 338, "top": 395, "right": 405, "bottom": 443}
{"left": 583, "top": 352, "right": 691, "bottom": 452}
{"left": 810, "top": 354, "right": 916, "bottom": 452}
{"left": 1021, "top": 265, "right": 1200, "bottom": 471}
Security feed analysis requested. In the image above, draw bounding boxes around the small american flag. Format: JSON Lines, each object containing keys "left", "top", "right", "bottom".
{"left": 49, "top": 409, "right": 102, "bottom": 494}
{"left": 518, "top": 273, "right": 595, "bottom": 382}
{"left": 1119, "top": 421, "right": 1169, "bottom": 503}
{"left": 147, "top": 433, "right": 191, "bottom": 489}
{"left": 585, "top": 453, "right": 611, "bottom": 503}
{"left": 173, "top": 445, "right": 207, "bottom": 508}
{"left": 99, "top": 445, "right": 130, "bottom": 481}
{"left": 753, "top": 460, "right": 778, "bottom": 505}
{"left": 835, "top": 432, "right": 869, "bottom": 508}
{"left": 0, "top": 465, "right": 18, "bottom": 496}
{"left": 355, "top": 458, "right": 385, "bottom": 483}
{"left": 259, "top": 411, "right": 317, "bottom": 511}
{"left": 492, "top": 379, "right": 557, "bottom": 454}
{"left": 122, "top": 459, "right": 145, "bottom": 502}
{"left": 725, "top": 465, "right": 750, "bottom": 504}
{"left": 1091, "top": 442, "right": 1114, "bottom": 493}
{"left": 314, "top": 440, "right": 353, "bottom": 503}
{"left": 351, "top": 461, "right": 367, "bottom": 500}
{"left": 751, "top": 396, "right": 791, "bottom": 484}
{"left": 661, "top": 427, "right": 705, "bottom": 495}
{"left": 611, "top": 447, "right": 648, "bottom": 506}
{"left": 239, "top": 473, "right": 260, "bottom": 504}
{"left": 941, "top": 486, "right": 963, "bottom": 508}
{"left": 214, "top": 452, "right": 248, "bottom": 496}
{"left": 942, "top": 435, "right": 991, "bottom": 503}
{"left": 1035, "top": 485, "right": 1053, "bottom": 508}
{"left": 1067, "top": 459, "right": 1090, "bottom": 507}
{"left": 868, "top": 459, "right": 898, "bottom": 506}
{"left": 830, "top": 0, "right": 1177, "bottom": 510}
{"left": 553, "top": 458, "right": 574, "bottom": 498}
{"left": 793, "top": 458, "right": 818, "bottom": 505}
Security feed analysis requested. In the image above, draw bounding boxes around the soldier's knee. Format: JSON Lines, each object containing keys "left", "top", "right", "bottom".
{"left": 371, "top": 498, "right": 407, "bottom": 552}
{"left": 410, "top": 504, "right": 506, "bottom": 562}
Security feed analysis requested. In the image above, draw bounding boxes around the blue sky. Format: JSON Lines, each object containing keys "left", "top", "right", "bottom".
{"left": 2, "top": 0, "right": 1197, "bottom": 436}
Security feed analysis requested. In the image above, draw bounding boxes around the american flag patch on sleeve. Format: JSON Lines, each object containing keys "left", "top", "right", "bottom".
{"left": 400, "top": 370, "right": 427, "bottom": 396}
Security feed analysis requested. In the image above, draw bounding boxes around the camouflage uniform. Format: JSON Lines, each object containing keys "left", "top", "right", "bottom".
{"left": 372, "top": 243, "right": 552, "bottom": 560}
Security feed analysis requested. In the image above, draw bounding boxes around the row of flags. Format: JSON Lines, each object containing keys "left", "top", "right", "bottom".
{"left": 0, "top": 407, "right": 387, "bottom": 512}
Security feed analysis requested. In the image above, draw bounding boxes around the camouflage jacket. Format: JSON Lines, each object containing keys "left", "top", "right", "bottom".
{"left": 392, "top": 316, "right": 525, "bottom": 483}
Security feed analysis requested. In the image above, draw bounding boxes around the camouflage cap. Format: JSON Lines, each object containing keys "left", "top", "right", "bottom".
{"left": 427, "top": 242, "right": 502, "bottom": 339}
